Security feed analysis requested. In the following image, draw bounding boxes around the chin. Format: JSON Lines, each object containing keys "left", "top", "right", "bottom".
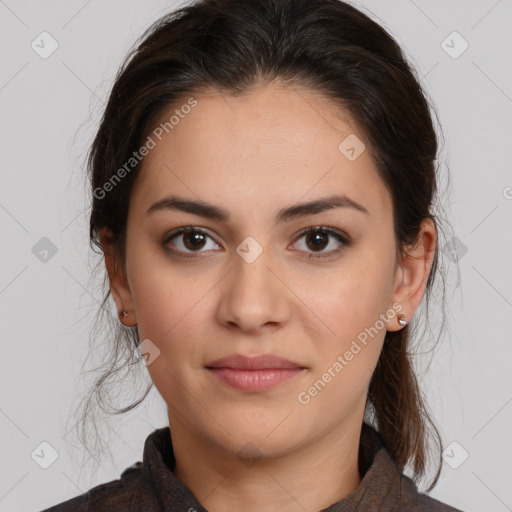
{"left": 214, "top": 414, "right": 307, "bottom": 455}
{"left": 225, "top": 431, "right": 302, "bottom": 461}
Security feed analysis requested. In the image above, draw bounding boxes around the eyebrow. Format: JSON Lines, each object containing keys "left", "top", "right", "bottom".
{"left": 146, "top": 193, "right": 369, "bottom": 222}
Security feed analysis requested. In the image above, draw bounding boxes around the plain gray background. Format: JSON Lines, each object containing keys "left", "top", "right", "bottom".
{"left": 1, "top": 1, "right": 511, "bottom": 511}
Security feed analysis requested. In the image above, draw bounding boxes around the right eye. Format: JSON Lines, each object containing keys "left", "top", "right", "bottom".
{"left": 163, "top": 226, "right": 222, "bottom": 258}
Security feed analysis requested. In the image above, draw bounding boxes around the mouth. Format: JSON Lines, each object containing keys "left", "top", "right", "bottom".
{"left": 205, "top": 354, "right": 307, "bottom": 392}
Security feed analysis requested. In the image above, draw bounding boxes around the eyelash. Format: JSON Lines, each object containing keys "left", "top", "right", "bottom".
{"left": 163, "top": 225, "right": 350, "bottom": 260}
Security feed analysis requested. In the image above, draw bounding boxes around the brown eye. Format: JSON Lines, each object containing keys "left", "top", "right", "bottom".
{"left": 164, "top": 227, "right": 221, "bottom": 256}
{"left": 305, "top": 231, "right": 329, "bottom": 251}
{"left": 292, "top": 226, "right": 349, "bottom": 258}
{"left": 182, "top": 230, "right": 207, "bottom": 250}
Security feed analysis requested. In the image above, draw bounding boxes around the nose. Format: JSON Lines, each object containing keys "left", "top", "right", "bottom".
{"left": 215, "top": 243, "right": 290, "bottom": 334}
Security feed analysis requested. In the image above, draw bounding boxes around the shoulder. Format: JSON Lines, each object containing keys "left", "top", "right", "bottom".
{"left": 399, "top": 475, "right": 464, "bottom": 512}
{"left": 414, "top": 491, "right": 464, "bottom": 512}
{"left": 40, "top": 462, "right": 144, "bottom": 512}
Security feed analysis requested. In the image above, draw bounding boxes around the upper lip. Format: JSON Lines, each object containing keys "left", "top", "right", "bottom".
{"left": 205, "top": 354, "right": 305, "bottom": 370}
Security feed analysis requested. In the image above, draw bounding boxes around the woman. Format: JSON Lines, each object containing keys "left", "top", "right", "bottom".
{"left": 44, "top": 0, "right": 463, "bottom": 510}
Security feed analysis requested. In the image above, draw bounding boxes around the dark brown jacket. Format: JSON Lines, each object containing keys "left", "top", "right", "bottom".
{"left": 42, "top": 423, "right": 463, "bottom": 511}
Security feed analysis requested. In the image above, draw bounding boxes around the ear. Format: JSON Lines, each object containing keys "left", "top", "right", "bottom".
{"left": 387, "top": 218, "right": 437, "bottom": 332}
{"left": 99, "top": 228, "right": 137, "bottom": 327}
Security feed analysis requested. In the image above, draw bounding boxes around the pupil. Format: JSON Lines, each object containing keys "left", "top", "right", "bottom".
{"left": 184, "top": 231, "right": 206, "bottom": 250}
{"left": 308, "top": 232, "right": 328, "bottom": 251}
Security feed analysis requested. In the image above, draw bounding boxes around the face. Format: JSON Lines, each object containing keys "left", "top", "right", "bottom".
{"left": 109, "top": 81, "right": 407, "bottom": 458}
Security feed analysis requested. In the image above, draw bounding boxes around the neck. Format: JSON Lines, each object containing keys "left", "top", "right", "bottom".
{"left": 169, "top": 413, "right": 364, "bottom": 512}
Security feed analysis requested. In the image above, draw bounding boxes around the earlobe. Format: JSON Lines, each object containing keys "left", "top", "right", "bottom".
{"left": 99, "top": 228, "right": 136, "bottom": 326}
{"left": 388, "top": 218, "right": 437, "bottom": 332}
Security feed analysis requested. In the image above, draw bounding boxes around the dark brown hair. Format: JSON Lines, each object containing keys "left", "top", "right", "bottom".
{"left": 70, "top": 0, "right": 452, "bottom": 491}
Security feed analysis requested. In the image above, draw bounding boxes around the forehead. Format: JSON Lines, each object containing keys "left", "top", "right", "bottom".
{"left": 130, "top": 82, "right": 392, "bottom": 225}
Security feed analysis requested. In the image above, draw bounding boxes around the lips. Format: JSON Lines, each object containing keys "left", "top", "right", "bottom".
{"left": 205, "top": 354, "right": 307, "bottom": 392}
{"left": 205, "top": 353, "right": 304, "bottom": 370}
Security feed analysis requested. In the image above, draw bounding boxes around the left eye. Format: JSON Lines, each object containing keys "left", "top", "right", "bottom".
{"left": 291, "top": 226, "right": 349, "bottom": 258}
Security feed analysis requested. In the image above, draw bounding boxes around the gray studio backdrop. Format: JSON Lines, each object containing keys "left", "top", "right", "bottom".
{"left": 1, "top": 1, "right": 511, "bottom": 511}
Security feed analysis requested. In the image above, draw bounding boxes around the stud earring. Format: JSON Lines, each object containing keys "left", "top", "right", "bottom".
{"left": 397, "top": 314, "right": 407, "bottom": 327}
{"left": 121, "top": 311, "right": 128, "bottom": 318}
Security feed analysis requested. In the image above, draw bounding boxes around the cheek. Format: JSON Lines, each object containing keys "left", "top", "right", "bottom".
{"left": 131, "top": 269, "right": 208, "bottom": 406}
{"left": 314, "top": 259, "right": 393, "bottom": 341}
{"left": 127, "top": 244, "right": 206, "bottom": 339}
{"left": 301, "top": 275, "right": 389, "bottom": 413}
{"left": 301, "top": 251, "right": 396, "bottom": 394}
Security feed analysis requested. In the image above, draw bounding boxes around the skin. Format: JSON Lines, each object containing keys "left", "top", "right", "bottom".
{"left": 100, "top": 80, "right": 436, "bottom": 512}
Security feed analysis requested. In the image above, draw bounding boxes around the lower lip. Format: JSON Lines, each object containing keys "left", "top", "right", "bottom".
{"left": 206, "top": 367, "right": 304, "bottom": 392}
